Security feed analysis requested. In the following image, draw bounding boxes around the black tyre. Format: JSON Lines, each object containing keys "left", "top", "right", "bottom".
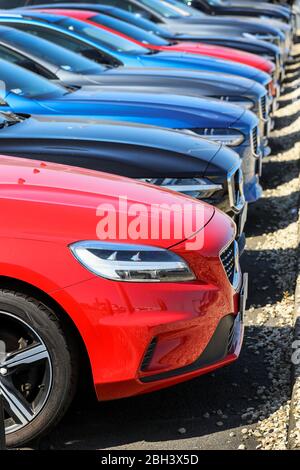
{"left": 0, "top": 289, "right": 78, "bottom": 447}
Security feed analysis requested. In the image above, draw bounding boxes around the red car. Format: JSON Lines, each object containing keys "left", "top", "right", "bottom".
{"left": 39, "top": 8, "right": 275, "bottom": 76}
{"left": 0, "top": 156, "right": 247, "bottom": 447}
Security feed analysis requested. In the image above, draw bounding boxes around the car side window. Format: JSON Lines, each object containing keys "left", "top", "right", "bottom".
{"left": 9, "top": 23, "right": 121, "bottom": 67}
{"left": 99, "top": 0, "right": 159, "bottom": 23}
{"left": 2, "top": 23, "right": 85, "bottom": 52}
{"left": 0, "top": 1, "right": 27, "bottom": 7}
{"left": 29, "top": 0, "right": 61, "bottom": 3}
{"left": 5, "top": 23, "right": 85, "bottom": 53}
{"left": 0, "top": 44, "right": 57, "bottom": 80}
{"left": 28, "top": 0, "right": 89, "bottom": 3}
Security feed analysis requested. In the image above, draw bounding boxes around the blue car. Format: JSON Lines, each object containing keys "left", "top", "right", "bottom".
{"left": 19, "top": 0, "right": 289, "bottom": 48}
{"left": 24, "top": 2, "right": 284, "bottom": 77}
{"left": 0, "top": 58, "right": 262, "bottom": 202}
{"left": 0, "top": 11, "right": 272, "bottom": 90}
{"left": 0, "top": 24, "right": 272, "bottom": 147}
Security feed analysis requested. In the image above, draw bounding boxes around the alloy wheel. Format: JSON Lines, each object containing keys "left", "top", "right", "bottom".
{"left": 0, "top": 311, "right": 53, "bottom": 435}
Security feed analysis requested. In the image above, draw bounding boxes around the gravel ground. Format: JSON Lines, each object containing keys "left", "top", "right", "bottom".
{"left": 29, "top": 41, "right": 300, "bottom": 452}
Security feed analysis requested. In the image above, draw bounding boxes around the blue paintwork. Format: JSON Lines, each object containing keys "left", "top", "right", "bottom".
{"left": 0, "top": 12, "right": 271, "bottom": 87}
{"left": 23, "top": 3, "right": 282, "bottom": 65}
{"left": 0, "top": 58, "right": 261, "bottom": 201}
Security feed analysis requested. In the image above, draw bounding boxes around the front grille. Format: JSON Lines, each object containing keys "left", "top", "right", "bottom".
{"left": 260, "top": 95, "right": 268, "bottom": 120}
{"left": 227, "top": 167, "right": 245, "bottom": 214}
{"left": 220, "top": 242, "right": 235, "bottom": 285}
{"left": 140, "top": 338, "right": 157, "bottom": 372}
{"left": 251, "top": 127, "right": 259, "bottom": 156}
{"left": 233, "top": 169, "right": 243, "bottom": 205}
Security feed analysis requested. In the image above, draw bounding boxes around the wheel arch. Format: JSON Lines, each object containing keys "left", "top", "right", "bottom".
{"left": 0, "top": 275, "right": 94, "bottom": 392}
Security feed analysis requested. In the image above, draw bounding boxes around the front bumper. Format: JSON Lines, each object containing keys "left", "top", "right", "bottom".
{"left": 96, "top": 272, "right": 247, "bottom": 399}
{"left": 52, "top": 211, "right": 246, "bottom": 401}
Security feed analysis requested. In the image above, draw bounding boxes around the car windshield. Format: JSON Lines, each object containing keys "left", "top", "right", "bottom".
{"left": 138, "top": 0, "right": 192, "bottom": 18}
{"left": 0, "top": 59, "right": 66, "bottom": 99}
{"left": 207, "top": 1, "right": 224, "bottom": 5}
{"left": 1, "top": 29, "right": 108, "bottom": 74}
{"left": 57, "top": 17, "right": 150, "bottom": 54}
{"left": 181, "top": 0, "right": 222, "bottom": 5}
{"left": 103, "top": 7, "right": 173, "bottom": 38}
{"left": 90, "top": 14, "right": 169, "bottom": 46}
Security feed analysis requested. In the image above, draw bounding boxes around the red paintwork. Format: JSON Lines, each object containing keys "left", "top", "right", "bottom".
{"left": 38, "top": 8, "right": 275, "bottom": 75}
{"left": 0, "top": 156, "right": 242, "bottom": 401}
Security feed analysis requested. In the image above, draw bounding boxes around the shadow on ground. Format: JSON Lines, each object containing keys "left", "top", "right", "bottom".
{"left": 282, "top": 72, "right": 300, "bottom": 85}
{"left": 280, "top": 82, "right": 300, "bottom": 94}
{"left": 269, "top": 132, "right": 300, "bottom": 152}
{"left": 241, "top": 247, "right": 298, "bottom": 308}
{"left": 35, "top": 322, "right": 291, "bottom": 450}
{"left": 273, "top": 109, "right": 300, "bottom": 131}
{"left": 260, "top": 158, "right": 299, "bottom": 190}
{"left": 278, "top": 97, "right": 300, "bottom": 109}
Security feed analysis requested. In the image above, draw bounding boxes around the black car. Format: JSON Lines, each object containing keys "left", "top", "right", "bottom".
{"left": 0, "top": 111, "right": 247, "bottom": 249}
{"left": 178, "top": 0, "right": 292, "bottom": 23}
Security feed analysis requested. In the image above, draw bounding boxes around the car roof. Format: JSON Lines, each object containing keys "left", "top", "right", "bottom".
{"left": 1, "top": 10, "right": 68, "bottom": 23}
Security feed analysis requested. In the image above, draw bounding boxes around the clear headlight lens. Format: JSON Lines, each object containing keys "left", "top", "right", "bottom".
{"left": 185, "top": 128, "right": 245, "bottom": 147}
{"left": 243, "top": 33, "right": 279, "bottom": 45}
{"left": 218, "top": 96, "right": 255, "bottom": 110}
{"left": 70, "top": 241, "right": 195, "bottom": 283}
{"left": 230, "top": 100, "right": 255, "bottom": 110}
{"left": 141, "top": 177, "right": 223, "bottom": 199}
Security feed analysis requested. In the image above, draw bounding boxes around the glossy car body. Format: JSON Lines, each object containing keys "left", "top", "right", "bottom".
{"left": 0, "top": 11, "right": 273, "bottom": 89}
{"left": 15, "top": 0, "right": 287, "bottom": 46}
{"left": 186, "top": 0, "right": 297, "bottom": 35}
{"left": 42, "top": 7, "right": 280, "bottom": 102}
{"left": 179, "top": 0, "right": 291, "bottom": 23}
{"left": 0, "top": 24, "right": 273, "bottom": 137}
{"left": 0, "top": 155, "right": 246, "bottom": 446}
{"left": 63, "top": 0, "right": 287, "bottom": 47}
{"left": 0, "top": 112, "right": 247, "bottom": 244}
{"left": 26, "top": 2, "right": 283, "bottom": 72}
{"left": 174, "top": 0, "right": 294, "bottom": 49}
{"left": 139, "top": 0, "right": 292, "bottom": 42}
{"left": 0, "top": 58, "right": 262, "bottom": 202}
{"left": 25, "top": 5, "right": 276, "bottom": 76}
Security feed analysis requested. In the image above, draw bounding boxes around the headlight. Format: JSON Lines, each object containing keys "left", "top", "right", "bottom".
{"left": 264, "top": 55, "right": 277, "bottom": 64}
{"left": 243, "top": 33, "right": 279, "bottom": 45}
{"left": 218, "top": 96, "right": 255, "bottom": 110}
{"left": 70, "top": 241, "right": 195, "bottom": 282}
{"left": 141, "top": 177, "right": 223, "bottom": 199}
{"left": 185, "top": 128, "right": 245, "bottom": 147}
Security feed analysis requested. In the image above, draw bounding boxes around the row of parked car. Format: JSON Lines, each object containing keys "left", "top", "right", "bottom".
{"left": 0, "top": 0, "right": 296, "bottom": 448}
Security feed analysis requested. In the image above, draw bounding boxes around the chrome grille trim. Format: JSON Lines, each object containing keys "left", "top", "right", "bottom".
{"left": 221, "top": 242, "right": 235, "bottom": 284}
{"left": 220, "top": 240, "right": 241, "bottom": 291}
{"left": 251, "top": 126, "right": 261, "bottom": 159}
{"left": 259, "top": 95, "right": 269, "bottom": 122}
{"left": 227, "top": 165, "right": 246, "bottom": 215}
